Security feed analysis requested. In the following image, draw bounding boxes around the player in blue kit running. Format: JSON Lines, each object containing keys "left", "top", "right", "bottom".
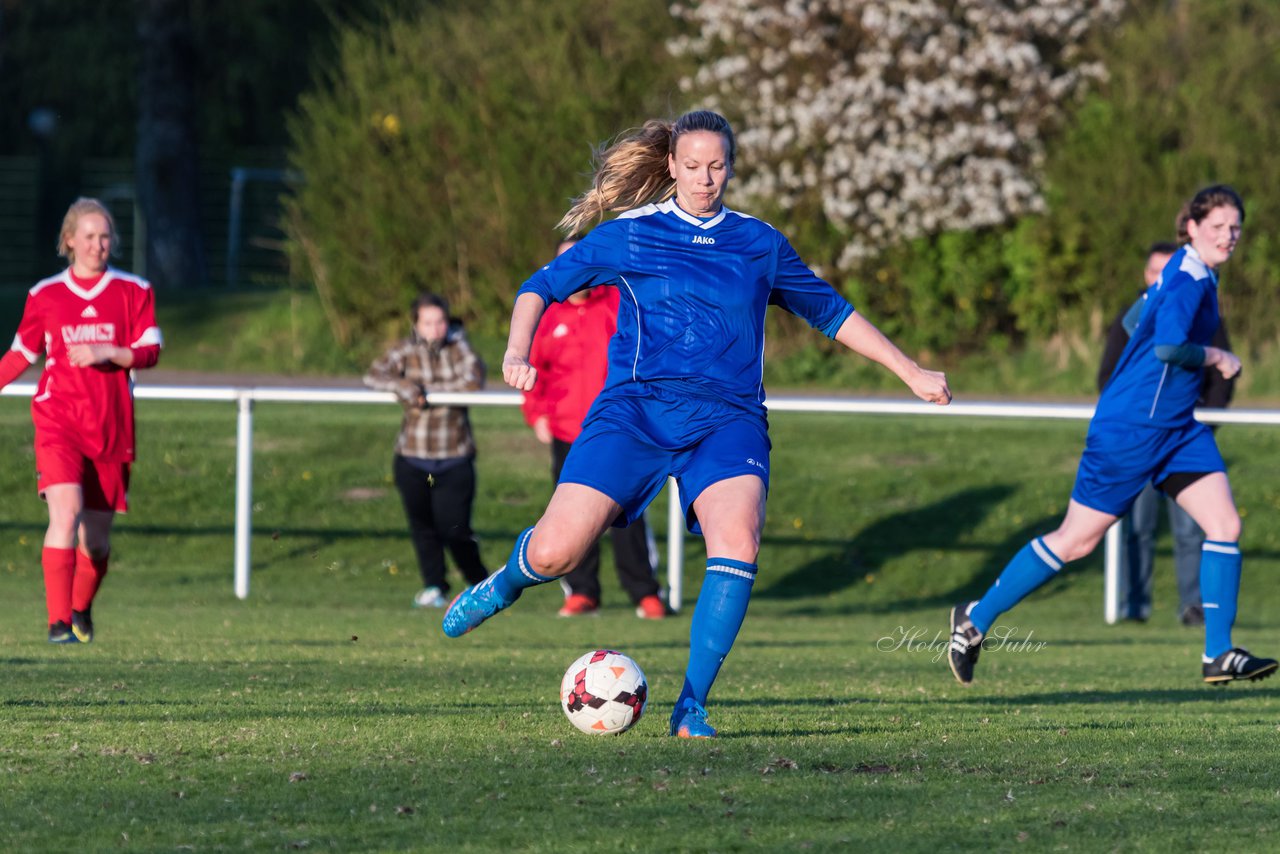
{"left": 949, "top": 185, "right": 1276, "bottom": 687}
{"left": 443, "top": 110, "right": 952, "bottom": 737}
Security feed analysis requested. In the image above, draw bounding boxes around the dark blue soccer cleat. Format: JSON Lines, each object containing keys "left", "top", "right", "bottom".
{"left": 71, "top": 608, "right": 94, "bottom": 643}
{"left": 48, "top": 620, "right": 79, "bottom": 644}
{"left": 948, "top": 601, "right": 983, "bottom": 685}
{"left": 1203, "top": 648, "right": 1278, "bottom": 685}
{"left": 669, "top": 698, "right": 717, "bottom": 739}
{"left": 442, "top": 579, "right": 512, "bottom": 638}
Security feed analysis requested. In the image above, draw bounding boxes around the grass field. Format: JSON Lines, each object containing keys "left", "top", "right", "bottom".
{"left": 3, "top": 397, "right": 1280, "bottom": 851}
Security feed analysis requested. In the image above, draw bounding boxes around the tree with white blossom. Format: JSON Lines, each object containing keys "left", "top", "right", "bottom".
{"left": 670, "top": 0, "right": 1127, "bottom": 273}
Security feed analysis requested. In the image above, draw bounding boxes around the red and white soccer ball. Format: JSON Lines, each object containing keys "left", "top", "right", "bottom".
{"left": 560, "top": 649, "right": 648, "bottom": 735}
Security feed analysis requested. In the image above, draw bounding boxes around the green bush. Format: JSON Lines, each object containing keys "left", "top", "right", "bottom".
{"left": 283, "top": 0, "right": 683, "bottom": 360}
{"left": 839, "top": 229, "right": 1019, "bottom": 354}
{"left": 284, "top": 0, "right": 1280, "bottom": 379}
{"left": 1014, "top": 0, "right": 1280, "bottom": 352}
{"left": 780, "top": 0, "right": 1280, "bottom": 372}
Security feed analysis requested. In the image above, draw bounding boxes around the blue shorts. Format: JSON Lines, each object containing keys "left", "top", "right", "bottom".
{"left": 1071, "top": 419, "right": 1225, "bottom": 516}
{"left": 558, "top": 384, "right": 771, "bottom": 534}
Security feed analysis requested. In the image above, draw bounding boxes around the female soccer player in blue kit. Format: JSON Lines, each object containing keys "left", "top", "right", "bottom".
{"left": 949, "top": 185, "right": 1276, "bottom": 687}
{"left": 443, "top": 110, "right": 952, "bottom": 737}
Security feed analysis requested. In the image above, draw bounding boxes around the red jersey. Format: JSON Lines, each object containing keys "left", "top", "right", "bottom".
{"left": 522, "top": 287, "right": 619, "bottom": 443}
{"left": 10, "top": 267, "right": 163, "bottom": 462}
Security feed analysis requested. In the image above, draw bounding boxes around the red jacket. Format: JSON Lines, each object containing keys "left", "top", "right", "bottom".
{"left": 521, "top": 287, "right": 619, "bottom": 443}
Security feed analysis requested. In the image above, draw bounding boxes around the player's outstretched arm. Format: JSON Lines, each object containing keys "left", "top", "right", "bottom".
{"left": 503, "top": 292, "right": 548, "bottom": 391}
{"left": 0, "top": 349, "right": 30, "bottom": 390}
{"left": 834, "top": 312, "right": 951, "bottom": 405}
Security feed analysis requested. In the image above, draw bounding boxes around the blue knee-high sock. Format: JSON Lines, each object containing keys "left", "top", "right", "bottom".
{"left": 1201, "top": 540, "right": 1241, "bottom": 659}
{"left": 489, "top": 527, "right": 555, "bottom": 605}
{"left": 968, "top": 538, "right": 1063, "bottom": 635}
{"left": 675, "top": 558, "right": 757, "bottom": 709}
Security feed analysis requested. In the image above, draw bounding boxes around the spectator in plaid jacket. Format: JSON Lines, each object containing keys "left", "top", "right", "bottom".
{"left": 364, "top": 293, "right": 489, "bottom": 608}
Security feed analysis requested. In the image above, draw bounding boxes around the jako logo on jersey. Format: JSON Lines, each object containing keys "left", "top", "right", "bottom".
{"left": 692, "top": 235, "right": 716, "bottom": 245}
{"left": 61, "top": 323, "right": 116, "bottom": 345}
{"left": 81, "top": 305, "right": 99, "bottom": 318}
{"left": 745, "top": 458, "right": 766, "bottom": 471}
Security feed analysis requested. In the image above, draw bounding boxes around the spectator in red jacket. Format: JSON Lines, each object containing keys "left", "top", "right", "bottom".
{"left": 521, "top": 238, "right": 666, "bottom": 619}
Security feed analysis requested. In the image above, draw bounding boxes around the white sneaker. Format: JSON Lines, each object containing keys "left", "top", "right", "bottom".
{"left": 413, "top": 586, "right": 448, "bottom": 608}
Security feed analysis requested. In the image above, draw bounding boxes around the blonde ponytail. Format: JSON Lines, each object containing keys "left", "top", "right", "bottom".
{"left": 557, "top": 111, "right": 737, "bottom": 234}
{"left": 558, "top": 120, "right": 676, "bottom": 235}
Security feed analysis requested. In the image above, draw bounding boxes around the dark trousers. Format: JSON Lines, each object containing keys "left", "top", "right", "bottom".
{"left": 393, "top": 455, "right": 489, "bottom": 595}
{"left": 552, "top": 438, "right": 659, "bottom": 604}
{"left": 1120, "top": 481, "right": 1203, "bottom": 618}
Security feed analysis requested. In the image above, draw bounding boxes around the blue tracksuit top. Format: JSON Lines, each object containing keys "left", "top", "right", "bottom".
{"left": 518, "top": 199, "right": 855, "bottom": 411}
{"left": 1095, "top": 244, "right": 1221, "bottom": 428}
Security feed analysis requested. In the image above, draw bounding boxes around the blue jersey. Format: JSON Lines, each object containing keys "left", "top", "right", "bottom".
{"left": 1094, "top": 245, "right": 1220, "bottom": 427}
{"left": 518, "top": 199, "right": 854, "bottom": 411}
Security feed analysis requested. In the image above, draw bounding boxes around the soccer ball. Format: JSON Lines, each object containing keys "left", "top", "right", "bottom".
{"left": 560, "top": 649, "right": 648, "bottom": 735}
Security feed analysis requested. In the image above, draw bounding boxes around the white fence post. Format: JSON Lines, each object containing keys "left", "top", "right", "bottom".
{"left": 666, "top": 476, "right": 684, "bottom": 612}
{"left": 234, "top": 394, "right": 254, "bottom": 600}
{"left": 1103, "top": 520, "right": 1123, "bottom": 624}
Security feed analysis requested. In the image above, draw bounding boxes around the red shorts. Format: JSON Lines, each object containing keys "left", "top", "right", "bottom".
{"left": 35, "top": 440, "right": 131, "bottom": 513}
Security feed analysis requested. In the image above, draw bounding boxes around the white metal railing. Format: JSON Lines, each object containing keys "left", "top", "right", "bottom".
{"left": 5, "top": 381, "right": 1276, "bottom": 619}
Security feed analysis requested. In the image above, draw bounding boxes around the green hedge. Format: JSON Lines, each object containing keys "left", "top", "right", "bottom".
{"left": 283, "top": 0, "right": 684, "bottom": 360}
{"left": 1023, "top": 0, "right": 1280, "bottom": 353}
{"left": 286, "top": 0, "right": 1280, "bottom": 370}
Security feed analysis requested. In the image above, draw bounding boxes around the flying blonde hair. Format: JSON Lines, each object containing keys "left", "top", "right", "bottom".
{"left": 558, "top": 110, "right": 737, "bottom": 235}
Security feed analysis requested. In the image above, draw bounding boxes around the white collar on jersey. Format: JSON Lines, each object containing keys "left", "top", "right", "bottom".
{"left": 660, "top": 198, "right": 728, "bottom": 230}
{"left": 1179, "top": 244, "right": 1216, "bottom": 285}
{"left": 60, "top": 267, "right": 117, "bottom": 301}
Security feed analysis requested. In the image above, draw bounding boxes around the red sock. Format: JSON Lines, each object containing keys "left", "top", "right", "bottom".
{"left": 72, "top": 549, "right": 110, "bottom": 612}
{"left": 42, "top": 547, "right": 76, "bottom": 626}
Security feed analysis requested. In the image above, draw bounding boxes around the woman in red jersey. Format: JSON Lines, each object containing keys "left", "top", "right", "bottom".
{"left": 0, "top": 198, "right": 163, "bottom": 643}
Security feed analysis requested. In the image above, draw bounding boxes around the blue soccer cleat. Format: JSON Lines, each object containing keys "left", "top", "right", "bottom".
{"left": 442, "top": 579, "right": 512, "bottom": 638}
{"left": 669, "top": 698, "right": 717, "bottom": 739}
